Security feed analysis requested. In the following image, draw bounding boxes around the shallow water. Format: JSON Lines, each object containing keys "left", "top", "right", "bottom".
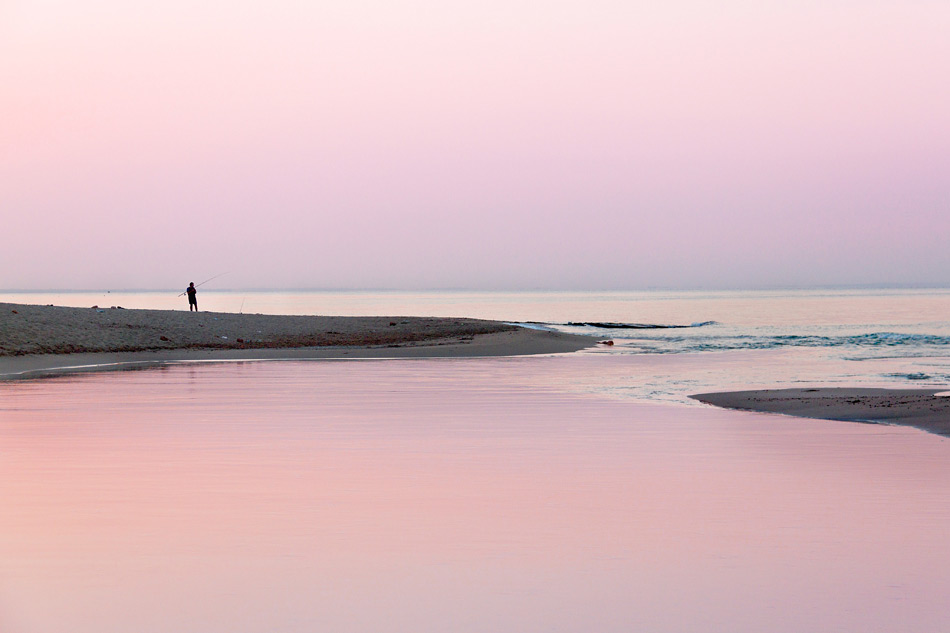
{"left": 2, "top": 358, "right": 949, "bottom": 632}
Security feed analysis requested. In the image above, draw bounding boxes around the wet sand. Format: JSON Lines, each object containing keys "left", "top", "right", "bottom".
{"left": 692, "top": 388, "right": 950, "bottom": 438}
{"left": 0, "top": 302, "right": 593, "bottom": 380}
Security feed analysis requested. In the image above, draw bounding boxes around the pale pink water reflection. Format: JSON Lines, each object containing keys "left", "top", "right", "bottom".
{"left": 2, "top": 358, "right": 949, "bottom": 632}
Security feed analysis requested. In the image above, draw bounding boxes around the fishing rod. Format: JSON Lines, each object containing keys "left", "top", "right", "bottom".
{"left": 178, "top": 272, "right": 230, "bottom": 296}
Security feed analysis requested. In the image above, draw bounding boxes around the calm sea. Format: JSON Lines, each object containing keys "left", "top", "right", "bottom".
{"left": 2, "top": 289, "right": 950, "bottom": 632}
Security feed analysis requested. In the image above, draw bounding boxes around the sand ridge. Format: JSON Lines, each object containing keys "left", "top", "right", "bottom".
{"left": 692, "top": 388, "right": 950, "bottom": 438}
{"left": 0, "top": 301, "right": 594, "bottom": 380}
{"left": 0, "top": 301, "right": 524, "bottom": 355}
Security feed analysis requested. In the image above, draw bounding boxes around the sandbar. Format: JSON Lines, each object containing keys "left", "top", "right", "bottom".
{"left": 692, "top": 388, "right": 950, "bottom": 438}
{"left": 0, "top": 302, "right": 593, "bottom": 380}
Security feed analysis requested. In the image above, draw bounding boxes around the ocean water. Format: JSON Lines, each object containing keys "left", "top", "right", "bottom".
{"left": 2, "top": 289, "right": 950, "bottom": 632}
{"left": 4, "top": 288, "right": 950, "bottom": 403}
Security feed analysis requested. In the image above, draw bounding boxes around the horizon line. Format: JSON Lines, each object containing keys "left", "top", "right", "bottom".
{"left": 3, "top": 284, "right": 950, "bottom": 294}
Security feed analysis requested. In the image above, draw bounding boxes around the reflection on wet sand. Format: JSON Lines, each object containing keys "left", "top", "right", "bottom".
{"left": 2, "top": 359, "right": 949, "bottom": 632}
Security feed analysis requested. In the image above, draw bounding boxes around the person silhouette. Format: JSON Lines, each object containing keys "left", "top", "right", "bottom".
{"left": 186, "top": 282, "right": 198, "bottom": 311}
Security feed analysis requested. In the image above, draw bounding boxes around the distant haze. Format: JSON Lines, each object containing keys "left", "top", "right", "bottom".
{"left": 2, "top": 1, "right": 948, "bottom": 290}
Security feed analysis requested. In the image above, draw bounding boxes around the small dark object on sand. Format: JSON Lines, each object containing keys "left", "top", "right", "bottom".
{"left": 599, "top": 340, "right": 614, "bottom": 346}
{"left": 160, "top": 336, "right": 170, "bottom": 341}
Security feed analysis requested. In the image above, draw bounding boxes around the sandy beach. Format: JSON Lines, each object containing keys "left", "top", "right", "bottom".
{"left": 0, "top": 302, "right": 593, "bottom": 380}
{"left": 692, "top": 388, "right": 950, "bottom": 438}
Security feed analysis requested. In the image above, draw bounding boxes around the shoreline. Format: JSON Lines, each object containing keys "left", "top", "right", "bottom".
{"left": 0, "top": 302, "right": 594, "bottom": 381}
{"left": 691, "top": 388, "right": 950, "bottom": 438}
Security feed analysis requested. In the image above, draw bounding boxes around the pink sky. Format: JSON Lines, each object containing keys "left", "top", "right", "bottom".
{"left": 2, "top": 1, "right": 948, "bottom": 290}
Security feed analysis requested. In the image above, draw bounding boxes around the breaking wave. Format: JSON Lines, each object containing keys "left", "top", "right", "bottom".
{"left": 539, "top": 322, "right": 950, "bottom": 356}
{"left": 562, "top": 320, "right": 718, "bottom": 329}
{"left": 629, "top": 332, "right": 950, "bottom": 354}
{"left": 885, "top": 372, "right": 932, "bottom": 381}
